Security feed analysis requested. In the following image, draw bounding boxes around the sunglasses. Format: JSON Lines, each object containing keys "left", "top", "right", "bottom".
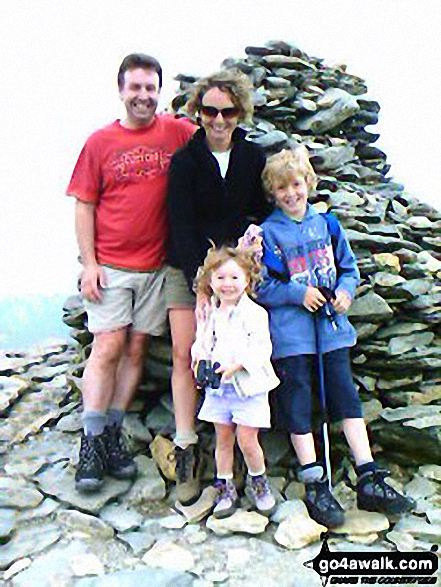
{"left": 200, "top": 105, "right": 239, "bottom": 119}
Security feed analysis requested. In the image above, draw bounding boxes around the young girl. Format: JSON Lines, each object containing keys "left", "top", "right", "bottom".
{"left": 192, "top": 246, "right": 279, "bottom": 518}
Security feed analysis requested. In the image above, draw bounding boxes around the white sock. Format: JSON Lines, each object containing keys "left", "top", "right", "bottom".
{"left": 248, "top": 467, "right": 266, "bottom": 477}
{"left": 174, "top": 432, "right": 198, "bottom": 449}
{"left": 217, "top": 472, "right": 234, "bottom": 480}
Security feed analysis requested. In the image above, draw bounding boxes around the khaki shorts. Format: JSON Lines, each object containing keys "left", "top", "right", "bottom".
{"left": 84, "top": 265, "right": 167, "bottom": 335}
{"left": 164, "top": 265, "right": 196, "bottom": 310}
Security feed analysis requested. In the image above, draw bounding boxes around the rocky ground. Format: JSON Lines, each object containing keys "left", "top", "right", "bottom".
{"left": 2, "top": 38, "right": 441, "bottom": 586}
{"left": 1, "top": 343, "right": 440, "bottom": 587}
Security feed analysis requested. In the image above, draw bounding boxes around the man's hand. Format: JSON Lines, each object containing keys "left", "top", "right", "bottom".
{"left": 80, "top": 264, "right": 107, "bottom": 302}
{"left": 216, "top": 363, "right": 243, "bottom": 381}
{"left": 332, "top": 290, "right": 352, "bottom": 314}
{"left": 303, "top": 287, "right": 326, "bottom": 312}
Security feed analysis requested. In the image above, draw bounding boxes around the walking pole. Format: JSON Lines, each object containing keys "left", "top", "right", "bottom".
{"left": 313, "top": 310, "right": 333, "bottom": 493}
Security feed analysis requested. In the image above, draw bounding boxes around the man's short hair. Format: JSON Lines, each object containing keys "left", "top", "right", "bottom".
{"left": 118, "top": 53, "right": 163, "bottom": 90}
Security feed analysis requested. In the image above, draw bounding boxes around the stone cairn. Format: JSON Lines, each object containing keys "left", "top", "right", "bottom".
{"left": 1, "top": 40, "right": 440, "bottom": 584}
{"left": 65, "top": 39, "right": 441, "bottom": 470}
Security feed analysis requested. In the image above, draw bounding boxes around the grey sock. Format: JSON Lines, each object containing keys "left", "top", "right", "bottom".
{"left": 82, "top": 410, "right": 107, "bottom": 437}
{"left": 298, "top": 463, "right": 324, "bottom": 484}
{"left": 107, "top": 409, "right": 125, "bottom": 428}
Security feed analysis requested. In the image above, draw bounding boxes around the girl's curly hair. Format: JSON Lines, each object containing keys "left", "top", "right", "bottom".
{"left": 262, "top": 146, "right": 317, "bottom": 202}
{"left": 194, "top": 246, "right": 262, "bottom": 299}
{"left": 184, "top": 69, "right": 254, "bottom": 124}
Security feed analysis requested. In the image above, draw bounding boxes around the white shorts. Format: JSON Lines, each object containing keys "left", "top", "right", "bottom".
{"left": 83, "top": 265, "right": 167, "bottom": 335}
{"left": 198, "top": 384, "right": 271, "bottom": 429}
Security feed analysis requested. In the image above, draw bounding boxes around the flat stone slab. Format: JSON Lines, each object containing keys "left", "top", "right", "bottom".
{"left": 5, "top": 429, "right": 78, "bottom": 476}
{"left": 0, "top": 376, "right": 29, "bottom": 413}
{"left": 0, "top": 475, "right": 44, "bottom": 509}
{"left": 99, "top": 503, "right": 144, "bottom": 533}
{"left": 35, "top": 461, "right": 131, "bottom": 514}
{"left": 142, "top": 540, "right": 195, "bottom": 572}
{"left": 74, "top": 568, "right": 194, "bottom": 587}
{"left": 0, "top": 522, "right": 61, "bottom": 570}
{"left": 332, "top": 509, "right": 389, "bottom": 535}
{"left": 57, "top": 510, "right": 115, "bottom": 539}
{"left": 206, "top": 509, "right": 269, "bottom": 535}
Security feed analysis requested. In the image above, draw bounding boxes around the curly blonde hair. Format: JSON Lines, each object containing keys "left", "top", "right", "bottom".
{"left": 184, "top": 69, "right": 254, "bottom": 124}
{"left": 262, "top": 147, "right": 317, "bottom": 201}
{"left": 194, "top": 246, "right": 262, "bottom": 299}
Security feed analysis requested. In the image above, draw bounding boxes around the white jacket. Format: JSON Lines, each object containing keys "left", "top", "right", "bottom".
{"left": 191, "top": 293, "right": 280, "bottom": 398}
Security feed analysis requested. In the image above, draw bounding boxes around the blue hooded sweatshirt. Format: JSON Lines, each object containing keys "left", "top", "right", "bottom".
{"left": 257, "top": 205, "right": 360, "bottom": 358}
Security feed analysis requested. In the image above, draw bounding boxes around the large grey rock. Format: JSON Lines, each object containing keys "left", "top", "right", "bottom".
{"left": 274, "top": 513, "right": 326, "bottom": 549}
{"left": 348, "top": 292, "right": 393, "bottom": 322}
{"left": 120, "top": 455, "right": 166, "bottom": 507}
{"left": 295, "top": 88, "right": 359, "bottom": 132}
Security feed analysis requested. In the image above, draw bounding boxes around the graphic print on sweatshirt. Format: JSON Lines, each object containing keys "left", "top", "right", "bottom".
{"left": 108, "top": 146, "right": 173, "bottom": 182}
{"left": 285, "top": 227, "right": 337, "bottom": 289}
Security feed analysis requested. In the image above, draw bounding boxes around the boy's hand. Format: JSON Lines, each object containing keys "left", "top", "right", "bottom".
{"left": 303, "top": 287, "right": 326, "bottom": 312}
{"left": 332, "top": 290, "right": 352, "bottom": 314}
{"left": 215, "top": 363, "right": 243, "bottom": 381}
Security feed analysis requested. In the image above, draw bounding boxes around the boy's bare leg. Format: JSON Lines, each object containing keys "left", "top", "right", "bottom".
{"left": 342, "top": 418, "right": 373, "bottom": 466}
{"left": 290, "top": 432, "right": 317, "bottom": 465}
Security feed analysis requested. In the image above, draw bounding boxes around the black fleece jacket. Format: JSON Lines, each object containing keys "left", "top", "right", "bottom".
{"left": 166, "top": 127, "right": 271, "bottom": 289}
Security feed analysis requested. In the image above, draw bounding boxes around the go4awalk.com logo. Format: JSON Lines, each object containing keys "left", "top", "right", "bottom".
{"left": 304, "top": 537, "right": 439, "bottom": 586}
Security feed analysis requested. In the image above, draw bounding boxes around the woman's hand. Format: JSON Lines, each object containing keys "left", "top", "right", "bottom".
{"left": 216, "top": 363, "right": 243, "bottom": 381}
{"left": 195, "top": 293, "right": 210, "bottom": 322}
{"left": 237, "top": 224, "right": 263, "bottom": 260}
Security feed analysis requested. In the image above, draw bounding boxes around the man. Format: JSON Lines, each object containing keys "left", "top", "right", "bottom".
{"left": 67, "top": 54, "right": 195, "bottom": 492}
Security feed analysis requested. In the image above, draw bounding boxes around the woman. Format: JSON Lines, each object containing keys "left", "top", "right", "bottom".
{"left": 165, "top": 69, "right": 271, "bottom": 506}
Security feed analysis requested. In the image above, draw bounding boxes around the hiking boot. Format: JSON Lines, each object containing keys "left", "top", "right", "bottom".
{"left": 357, "top": 469, "right": 416, "bottom": 515}
{"left": 304, "top": 478, "right": 345, "bottom": 528}
{"left": 213, "top": 479, "right": 238, "bottom": 519}
{"left": 175, "top": 444, "right": 201, "bottom": 506}
{"left": 245, "top": 473, "right": 276, "bottom": 516}
{"left": 103, "top": 424, "right": 137, "bottom": 480}
{"left": 75, "top": 432, "right": 106, "bottom": 493}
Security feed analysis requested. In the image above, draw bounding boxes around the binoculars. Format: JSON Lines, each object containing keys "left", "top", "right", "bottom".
{"left": 195, "top": 360, "right": 222, "bottom": 390}
{"left": 317, "top": 285, "right": 336, "bottom": 302}
{"left": 317, "top": 286, "right": 338, "bottom": 331}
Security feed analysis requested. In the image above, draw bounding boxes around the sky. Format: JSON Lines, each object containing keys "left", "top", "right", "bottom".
{"left": 1, "top": 0, "right": 440, "bottom": 297}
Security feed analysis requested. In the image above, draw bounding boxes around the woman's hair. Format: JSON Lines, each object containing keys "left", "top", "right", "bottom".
{"left": 194, "top": 246, "right": 262, "bottom": 298}
{"left": 184, "top": 69, "right": 254, "bottom": 123}
{"left": 262, "top": 146, "right": 317, "bottom": 201}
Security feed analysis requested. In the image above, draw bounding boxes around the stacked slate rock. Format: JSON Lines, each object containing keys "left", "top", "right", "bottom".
{"left": 63, "top": 39, "right": 441, "bottom": 470}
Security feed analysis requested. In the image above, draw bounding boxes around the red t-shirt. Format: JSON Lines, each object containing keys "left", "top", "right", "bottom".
{"left": 67, "top": 115, "right": 195, "bottom": 271}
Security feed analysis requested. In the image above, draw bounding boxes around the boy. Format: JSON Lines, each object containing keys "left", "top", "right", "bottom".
{"left": 257, "top": 147, "right": 414, "bottom": 528}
